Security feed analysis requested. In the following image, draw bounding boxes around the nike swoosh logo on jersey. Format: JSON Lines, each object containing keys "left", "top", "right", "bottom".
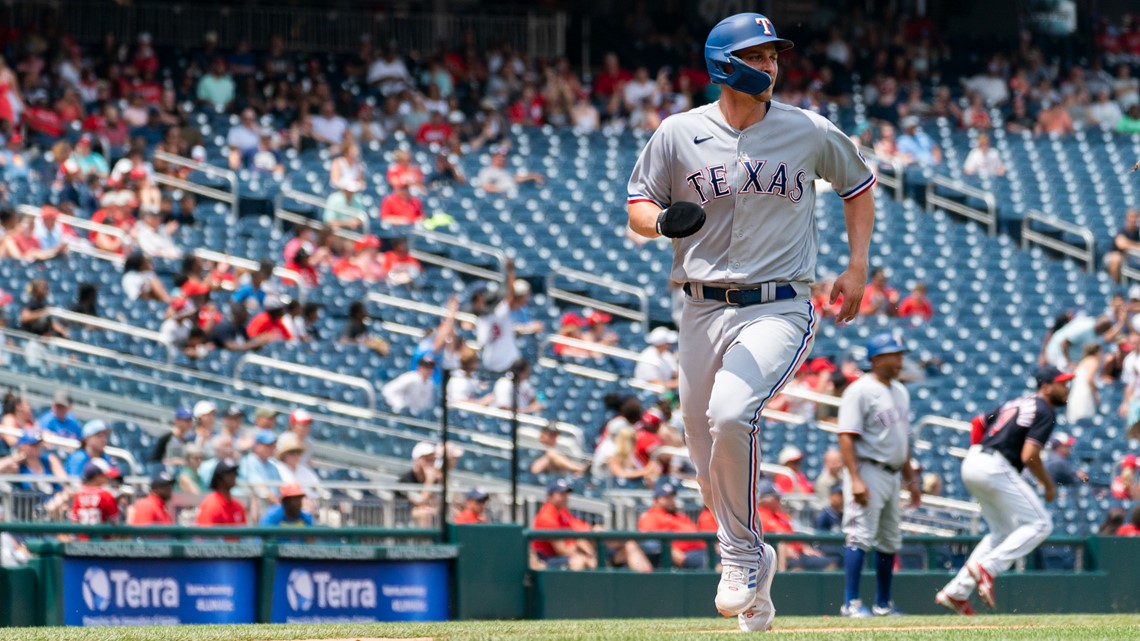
{"left": 693, "top": 135, "right": 713, "bottom": 144}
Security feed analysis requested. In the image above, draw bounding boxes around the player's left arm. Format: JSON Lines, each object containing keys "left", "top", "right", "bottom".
{"left": 831, "top": 190, "right": 874, "bottom": 323}
{"left": 817, "top": 118, "right": 876, "bottom": 323}
{"left": 1022, "top": 441, "right": 1056, "bottom": 503}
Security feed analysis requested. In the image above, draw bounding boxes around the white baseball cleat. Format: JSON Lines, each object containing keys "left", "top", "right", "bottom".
{"left": 840, "top": 599, "right": 873, "bottom": 618}
{"left": 715, "top": 563, "right": 758, "bottom": 618}
{"left": 738, "top": 542, "right": 778, "bottom": 632}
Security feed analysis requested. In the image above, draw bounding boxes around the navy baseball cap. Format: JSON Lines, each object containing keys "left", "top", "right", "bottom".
{"left": 654, "top": 482, "right": 677, "bottom": 498}
{"left": 174, "top": 406, "right": 193, "bottom": 420}
{"left": 757, "top": 481, "right": 779, "bottom": 498}
{"left": 547, "top": 478, "right": 573, "bottom": 495}
{"left": 865, "top": 333, "right": 908, "bottom": 359}
{"left": 1035, "top": 366, "right": 1075, "bottom": 387}
{"left": 150, "top": 470, "right": 176, "bottom": 487}
{"left": 466, "top": 488, "right": 490, "bottom": 501}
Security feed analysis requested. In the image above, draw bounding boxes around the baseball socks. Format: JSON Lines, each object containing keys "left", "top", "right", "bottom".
{"left": 872, "top": 551, "right": 902, "bottom": 615}
{"left": 843, "top": 546, "right": 866, "bottom": 605}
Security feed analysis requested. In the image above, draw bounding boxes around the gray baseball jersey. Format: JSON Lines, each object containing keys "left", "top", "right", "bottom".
{"left": 837, "top": 375, "right": 911, "bottom": 469}
{"left": 627, "top": 100, "right": 875, "bottom": 285}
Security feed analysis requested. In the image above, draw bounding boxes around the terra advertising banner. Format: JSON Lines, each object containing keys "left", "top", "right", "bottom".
{"left": 271, "top": 559, "right": 449, "bottom": 623}
{"left": 62, "top": 557, "right": 257, "bottom": 626}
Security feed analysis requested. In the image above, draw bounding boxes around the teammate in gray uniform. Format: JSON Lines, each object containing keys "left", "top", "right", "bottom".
{"left": 626, "top": 12, "right": 876, "bottom": 630}
{"left": 836, "top": 333, "right": 921, "bottom": 618}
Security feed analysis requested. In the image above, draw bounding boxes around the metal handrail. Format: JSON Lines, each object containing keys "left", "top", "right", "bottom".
{"left": 913, "top": 415, "right": 972, "bottom": 459}
{"left": 367, "top": 292, "right": 478, "bottom": 326}
{"left": 925, "top": 174, "right": 999, "bottom": 236}
{"left": 0, "top": 428, "right": 140, "bottom": 474}
{"left": 279, "top": 186, "right": 370, "bottom": 231}
{"left": 858, "top": 145, "right": 905, "bottom": 200}
{"left": 153, "top": 150, "right": 239, "bottom": 222}
{"left": 275, "top": 207, "right": 506, "bottom": 282}
{"left": 233, "top": 354, "right": 377, "bottom": 410}
{"left": 44, "top": 307, "right": 173, "bottom": 361}
{"left": 545, "top": 268, "right": 650, "bottom": 327}
{"left": 0, "top": 327, "right": 511, "bottom": 463}
{"left": 1022, "top": 210, "right": 1096, "bottom": 273}
{"left": 190, "top": 248, "right": 306, "bottom": 300}
{"left": 17, "top": 204, "right": 129, "bottom": 245}
{"left": 411, "top": 227, "right": 508, "bottom": 282}
{"left": 449, "top": 400, "right": 585, "bottom": 445}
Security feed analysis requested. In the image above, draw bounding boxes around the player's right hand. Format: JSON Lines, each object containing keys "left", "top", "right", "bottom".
{"left": 656, "top": 202, "right": 706, "bottom": 238}
{"left": 851, "top": 477, "right": 869, "bottom": 506}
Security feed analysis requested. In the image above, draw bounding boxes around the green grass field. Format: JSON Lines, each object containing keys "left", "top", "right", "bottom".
{"left": 0, "top": 615, "right": 1137, "bottom": 641}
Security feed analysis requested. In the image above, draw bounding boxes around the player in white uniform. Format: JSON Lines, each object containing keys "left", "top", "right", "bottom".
{"left": 934, "top": 366, "right": 1069, "bottom": 615}
{"left": 836, "top": 333, "right": 920, "bottom": 617}
{"left": 626, "top": 12, "right": 876, "bottom": 630}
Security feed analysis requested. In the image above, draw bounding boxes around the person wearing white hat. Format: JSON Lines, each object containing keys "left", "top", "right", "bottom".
{"left": 634, "top": 327, "right": 680, "bottom": 389}
{"left": 288, "top": 409, "right": 315, "bottom": 466}
{"left": 64, "top": 420, "right": 114, "bottom": 478}
{"left": 193, "top": 400, "right": 218, "bottom": 451}
{"left": 774, "top": 445, "right": 814, "bottom": 495}
{"left": 399, "top": 441, "right": 441, "bottom": 527}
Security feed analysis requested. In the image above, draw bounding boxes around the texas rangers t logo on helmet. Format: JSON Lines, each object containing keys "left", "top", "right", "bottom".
{"left": 755, "top": 17, "right": 773, "bottom": 35}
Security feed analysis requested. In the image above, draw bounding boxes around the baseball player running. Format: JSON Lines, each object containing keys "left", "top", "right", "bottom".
{"left": 837, "top": 333, "right": 921, "bottom": 617}
{"left": 626, "top": 12, "right": 876, "bottom": 629}
{"left": 935, "top": 366, "right": 1069, "bottom": 615}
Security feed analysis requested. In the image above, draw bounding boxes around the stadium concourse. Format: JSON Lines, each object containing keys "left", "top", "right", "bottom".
{"left": 0, "top": 6, "right": 1139, "bottom": 575}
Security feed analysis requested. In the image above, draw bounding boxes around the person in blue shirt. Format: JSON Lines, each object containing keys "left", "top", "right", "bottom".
{"left": 896, "top": 116, "right": 942, "bottom": 167}
{"left": 259, "top": 483, "right": 314, "bottom": 529}
{"left": 238, "top": 429, "right": 282, "bottom": 500}
{"left": 36, "top": 390, "right": 83, "bottom": 441}
{"left": 64, "top": 420, "right": 115, "bottom": 478}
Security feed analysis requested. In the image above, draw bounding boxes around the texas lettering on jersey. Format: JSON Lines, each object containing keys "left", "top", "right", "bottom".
{"left": 685, "top": 160, "right": 808, "bottom": 204}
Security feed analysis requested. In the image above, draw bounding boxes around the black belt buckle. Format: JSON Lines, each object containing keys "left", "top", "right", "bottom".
{"left": 724, "top": 288, "right": 741, "bottom": 306}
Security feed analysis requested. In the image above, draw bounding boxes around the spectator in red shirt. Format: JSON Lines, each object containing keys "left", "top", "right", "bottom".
{"left": 698, "top": 507, "right": 717, "bottom": 533}
{"left": 860, "top": 268, "right": 900, "bottom": 316}
{"left": 637, "top": 482, "right": 707, "bottom": 568}
{"left": 195, "top": 457, "right": 247, "bottom": 527}
{"left": 381, "top": 237, "right": 423, "bottom": 286}
{"left": 592, "top": 52, "right": 632, "bottom": 101}
{"left": 380, "top": 183, "right": 424, "bottom": 226}
{"left": 128, "top": 471, "right": 176, "bottom": 526}
{"left": 71, "top": 460, "right": 121, "bottom": 528}
{"left": 246, "top": 295, "right": 292, "bottom": 343}
{"left": 897, "top": 282, "right": 934, "bottom": 323}
{"left": 386, "top": 149, "right": 424, "bottom": 193}
{"left": 97, "top": 104, "right": 131, "bottom": 151}
{"left": 757, "top": 484, "right": 832, "bottom": 571}
{"left": 415, "top": 110, "right": 454, "bottom": 145}
{"left": 24, "top": 94, "right": 64, "bottom": 137}
{"left": 634, "top": 411, "right": 664, "bottom": 468}
{"left": 1118, "top": 507, "right": 1140, "bottom": 537}
{"left": 453, "top": 488, "right": 491, "bottom": 524}
{"left": 283, "top": 247, "right": 319, "bottom": 287}
{"left": 531, "top": 479, "right": 597, "bottom": 570}
{"left": 1111, "top": 454, "right": 1139, "bottom": 500}
{"left": 774, "top": 446, "right": 815, "bottom": 495}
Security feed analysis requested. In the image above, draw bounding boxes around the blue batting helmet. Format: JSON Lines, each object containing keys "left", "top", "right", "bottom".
{"left": 865, "top": 333, "right": 908, "bottom": 360}
{"left": 705, "top": 13, "right": 794, "bottom": 95}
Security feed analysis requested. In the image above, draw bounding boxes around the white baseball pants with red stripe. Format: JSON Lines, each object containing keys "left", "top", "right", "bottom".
{"left": 678, "top": 289, "right": 816, "bottom": 570}
{"left": 940, "top": 447, "right": 1054, "bottom": 600}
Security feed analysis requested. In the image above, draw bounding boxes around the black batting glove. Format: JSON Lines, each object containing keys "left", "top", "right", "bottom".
{"left": 656, "top": 202, "right": 706, "bottom": 238}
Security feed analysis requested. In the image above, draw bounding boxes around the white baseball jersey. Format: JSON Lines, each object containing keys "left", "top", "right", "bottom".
{"left": 837, "top": 374, "right": 911, "bottom": 469}
{"left": 627, "top": 100, "right": 875, "bottom": 285}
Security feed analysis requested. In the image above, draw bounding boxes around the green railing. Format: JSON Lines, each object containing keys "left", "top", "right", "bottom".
{"left": 521, "top": 530, "right": 1093, "bottom": 571}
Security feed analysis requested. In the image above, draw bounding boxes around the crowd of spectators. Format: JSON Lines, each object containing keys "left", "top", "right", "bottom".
{"left": 2, "top": 6, "right": 1140, "bottom": 567}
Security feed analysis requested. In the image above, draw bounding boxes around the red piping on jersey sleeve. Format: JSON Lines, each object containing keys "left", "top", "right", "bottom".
{"left": 627, "top": 197, "right": 660, "bottom": 206}
{"left": 839, "top": 173, "right": 876, "bottom": 200}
